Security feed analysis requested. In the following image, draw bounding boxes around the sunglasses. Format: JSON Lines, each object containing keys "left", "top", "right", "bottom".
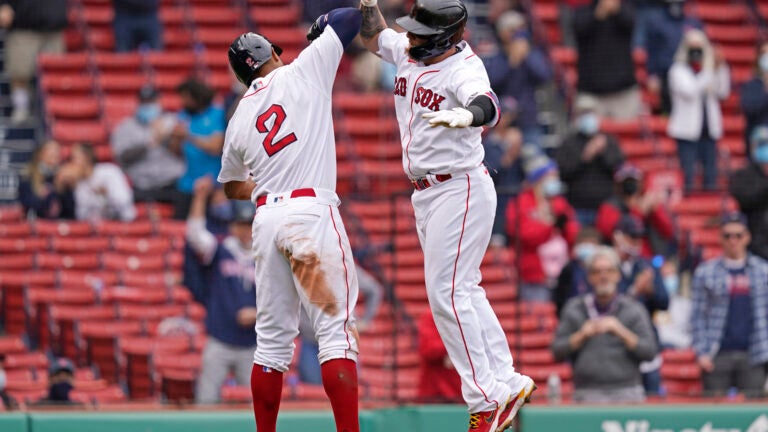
{"left": 722, "top": 232, "right": 745, "bottom": 240}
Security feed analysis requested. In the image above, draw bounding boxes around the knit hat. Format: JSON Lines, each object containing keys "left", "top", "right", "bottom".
{"left": 616, "top": 214, "right": 646, "bottom": 238}
{"left": 614, "top": 163, "right": 643, "bottom": 182}
{"left": 720, "top": 211, "right": 748, "bottom": 227}
{"left": 523, "top": 147, "right": 557, "bottom": 183}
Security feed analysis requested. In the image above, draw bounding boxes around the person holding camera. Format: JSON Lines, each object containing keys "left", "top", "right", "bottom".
{"left": 506, "top": 150, "right": 580, "bottom": 302}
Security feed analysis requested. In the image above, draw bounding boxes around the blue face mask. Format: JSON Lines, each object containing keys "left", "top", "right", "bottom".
{"left": 663, "top": 275, "right": 679, "bottom": 296}
{"left": 136, "top": 103, "right": 161, "bottom": 124}
{"left": 759, "top": 54, "right": 768, "bottom": 73}
{"left": 574, "top": 243, "right": 596, "bottom": 263}
{"left": 209, "top": 202, "right": 234, "bottom": 223}
{"left": 542, "top": 178, "right": 563, "bottom": 197}
{"left": 754, "top": 145, "right": 768, "bottom": 163}
{"left": 578, "top": 113, "right": 600, "bottom": 136}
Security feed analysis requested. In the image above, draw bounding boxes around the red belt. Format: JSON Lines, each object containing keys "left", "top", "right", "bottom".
{"left": 411, "top": 174, "right": 452, "bottom": 191}
{"left": 255, "top": 188, "right": 316, "bottom": 208}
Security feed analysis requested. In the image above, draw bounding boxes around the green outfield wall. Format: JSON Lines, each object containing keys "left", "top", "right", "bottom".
{"left": 1, "top": 404, "right": 766, "bottom": 432}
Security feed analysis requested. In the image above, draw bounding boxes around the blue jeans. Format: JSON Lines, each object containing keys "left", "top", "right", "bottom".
{"left": 642, "top": 368, "right": 662, "bottom": 395}
{"left": 113, "top": 12, "right": 163, "bottom": 52}
{"left": 676, "top": 138, "right": 717, "bottom": 192}
{"left": 575, "top": 208, "right": 597, "bottom": 227}
{"left": 297, "top": 337, "right": 322, "bottom": 385}
{"left": 519, "top": 283, "right": 551, "bottom": 303}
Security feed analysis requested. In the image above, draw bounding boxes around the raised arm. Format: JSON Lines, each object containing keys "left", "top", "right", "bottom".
{"left": 359, "top": 1, "right": 388, "bottom": 54}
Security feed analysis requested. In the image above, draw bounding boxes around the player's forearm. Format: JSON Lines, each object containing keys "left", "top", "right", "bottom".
{"left": 224, "top": 180, "right": 256, "bottom": 200}
{"left": 359, "top": 3, "right": 386, "bottom": 52}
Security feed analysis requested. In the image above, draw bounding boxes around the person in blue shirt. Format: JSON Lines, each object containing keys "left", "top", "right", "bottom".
{"left": 170, "top": 78, "right": 226, "bottom": 219}
{"left": 184, "top": 176, "right": 257, "bottom": 404}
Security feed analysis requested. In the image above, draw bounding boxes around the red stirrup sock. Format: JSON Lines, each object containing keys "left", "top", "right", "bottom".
{"left": 250, "top": 363, "right": 284, "bottom": 432}
{"left": 321, "top": 359, "right": 360, "bottom": 432}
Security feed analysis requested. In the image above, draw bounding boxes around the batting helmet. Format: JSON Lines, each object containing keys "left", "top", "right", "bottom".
{"left": 395, "top": 0, "right": 468, "bottom": 61}
{"left": 228, "top": 32, "right": 283, "bottom": 86}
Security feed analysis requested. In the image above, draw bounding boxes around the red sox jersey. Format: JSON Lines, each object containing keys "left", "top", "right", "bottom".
{"left": 218, "top": 28, "right": 345, "bottom": 198}
{"left": 377, "top": 29, "right": 500, "bottom": 178}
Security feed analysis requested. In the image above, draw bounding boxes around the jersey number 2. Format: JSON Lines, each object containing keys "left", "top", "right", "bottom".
{"left": 256, "top": 104, "right": 297, "bottom": 157}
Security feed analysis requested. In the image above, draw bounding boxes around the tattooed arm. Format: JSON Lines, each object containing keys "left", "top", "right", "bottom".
{"left": 359, "top": 2, "right": 387, "bottom": 54}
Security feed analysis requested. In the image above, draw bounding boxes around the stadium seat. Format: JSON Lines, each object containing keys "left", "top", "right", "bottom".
{"left": 36, "top": 253, "right": 101, "bottom": 271}
{"left": 92, "top": 220, "right": 154, "bottom": 236}
{"left": 34, "top": 220, "right": 93, "bottom": 237}
{"left": 0, "top": 254, "right": 34, "bottom": 270}
{"left": 50, "top": 237, "right": 111, "bottom": 253}
{"left": 102, "top": 253, "right": 167, "bottom": 272}
{"left": 0, "top": 335, "right": 26, "bottom": 355}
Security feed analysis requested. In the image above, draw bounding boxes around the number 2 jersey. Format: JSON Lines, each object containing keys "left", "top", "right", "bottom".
{"left": 218, "top": 27, "right": 345, "bottom": 199}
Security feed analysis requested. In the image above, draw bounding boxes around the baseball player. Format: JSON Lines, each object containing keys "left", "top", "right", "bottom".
{"left": 218, "top": 8, "right": 362, "bottom": 432}
{"left": 358, "top": 1, "right": 535, "bottom": 431}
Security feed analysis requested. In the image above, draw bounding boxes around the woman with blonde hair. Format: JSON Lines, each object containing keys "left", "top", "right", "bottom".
{"left": 17, "top": 139, "right": 76, "bottom": 219}
{"left": 667, "top": 28, "right": 730, "bottom": 192}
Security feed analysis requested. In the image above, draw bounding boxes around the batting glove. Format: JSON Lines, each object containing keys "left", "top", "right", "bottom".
{"left": 361, "top": 0, "right": 377, "bottom": 6}
{"left": 422, "top": 107, "right": 473, "bottom": 128}
{"left": 306, "top": 13, "right": 329, "bottom": 42}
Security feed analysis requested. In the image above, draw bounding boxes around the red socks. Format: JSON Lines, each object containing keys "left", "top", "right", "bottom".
{"left": 321, "top": 359, "right": 360, "bottom": 432}
{"left": 250, "top": 363, "right": 284, "bottom": 432}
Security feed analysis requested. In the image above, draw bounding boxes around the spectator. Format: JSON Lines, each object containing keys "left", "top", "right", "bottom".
{"left": 551, "top": 246, "right": 658, "bottom": 403}
{"left": 553, "top": 226, "right": 602, "bottom": 316}
{"left": 655, "top": 258, "right": 693, "bottom": 349}
{"left": 595, "top": 163, "right": 675, "bottom": 258}
{"left": 667, "top": 28, "right": 730, "bottom": 192}
{"left": 17, "top": 139, "right": 76, "bottom": 219}
{"left": 417, "top": 311, "right": 462, "bottom": 403}
{"left": 184, "top": 176, "right": 257, "bottom": 404}
{"left": 729, "top": 126, "right": 768, "bottom": 261}
{"left": 170, "top": 78, "right": 225, "bottom": 219}
{"left": 34, "top": 358, "right": 79, "bottom": 405}
{"left": 0, "top": 0, "right": 67, "bottom": 124}
{"left": 482, "top": 98, "right": 525, "bottom": 247}
{"left": 611, "top": 215, "right": 668, "bottom": 395}
{"left": 112, "top": 0, "right": 162, "bottom": 52}
{"left": 573, "top": 0, "right": 641, "bottom": 120}
{"left": 739, "top": 40, "right": 768, "bottom": 161}
{"left": 555, "top": 96, "right": 625, "bottom": 226}
{"left": 483, "top": 10, "right": 553, "bottom": 147}
{"left": 296, "top": 263, "right": 383, "bottom": 384}
{"left": 68, "top": 143, "right": 136, "bottom": 222}
{"left": 558, "top": 0, "right": 592, "bottom": 48}
{"left": 690, "top": 212, "right": 768, "bottom": 398}
{"left": 506, "top": 150, "right": 580, "bottom": 302}
{"left": 0, "top": 358, "right": 17, "bottom": 410}
{"left": 110, "top": 84, "right": 185, "bottom": 203}
{"left": 644, "top": 0, "right": 701, "bottom": 114}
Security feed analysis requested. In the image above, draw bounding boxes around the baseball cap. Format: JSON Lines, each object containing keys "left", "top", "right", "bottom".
{"left": 616, "top": 214, "right": 646, "bottom": 238}
{"left": 49, "top": 357, "right": 75, "bottom": 376}
{"left": 720, "top": 211, "right": 748, "bottom": 227}
{"left": 138, "top": 84, "right": 159, "bottom": 102}
{"left": 231, "top": 200, "right": 256, "bottom": 224}
{"left": 614, "top": 163, "right": 644, "bottom": 182}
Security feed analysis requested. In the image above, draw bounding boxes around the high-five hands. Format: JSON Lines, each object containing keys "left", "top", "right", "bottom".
{"left": 422, "top": 107, "right": 473, "bottom": 128}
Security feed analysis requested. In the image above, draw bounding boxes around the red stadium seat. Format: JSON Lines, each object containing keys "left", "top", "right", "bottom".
{"left": 50, "top": 237, "right": 111, "bottom": 253}
{"left": 35, "top": 253, "right": 101, "bottom": 271}
{"left": 102, "top": 253, "right": 167, "bottom": 272}
{"left": 0, "top": 254, "right": 34, "bottom": 270}
{"left": 45, "top": 95, "right": 101, "bottom": 120}
{"left": 34, "top": 220, "right": 93, "bottom": 237}
{"left": 59, "top": 270, "right": 120, "bottom": 289}
{"left": 0, "top": 335, "right": 26, "bottom": 355}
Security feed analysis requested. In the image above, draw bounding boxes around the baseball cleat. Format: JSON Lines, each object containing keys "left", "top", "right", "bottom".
{"left": 467, "top": 397, "right": 509, "bottom": 432}
{"left": 495, "top": 376, "right": 536, "bottom": 432}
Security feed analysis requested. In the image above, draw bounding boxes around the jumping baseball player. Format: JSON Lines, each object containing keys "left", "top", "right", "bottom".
{"left": 358, "top": 1, "right": 535, "bottom": 431}
{"left": 218, "top": 8, "right": 362, "bottom": 432}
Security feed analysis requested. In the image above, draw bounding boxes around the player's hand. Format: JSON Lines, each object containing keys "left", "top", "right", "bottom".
{"left": 422, "top": 107, "right": 473, "bottom": 128}
{"left": 360, "top": 0, "right": 378, "bottom": 7}
{"left": 306, "top": 13, "right": 328, "bottom": 42}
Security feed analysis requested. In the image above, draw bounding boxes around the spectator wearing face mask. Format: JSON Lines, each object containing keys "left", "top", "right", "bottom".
{"left": 17, "top": 139, "right": 76, "bottom": 219}
{"left": 729, "top": 126, "right": 768, "bottom": 261}
{"left": 739, "top": 41, "right": 768, "bottom": 160}
{"left": 596, "top": 163, "right": 675, "bottom": 258}
{"left": 111, "top": 84, "right": 185, "bottom": 203}
{"left": 555, "top": 96, "right": 625, "bottom": 226}
{"left": 611, "top": 215, "right": 669, "bottom": 395}
{"left": 33, "top": 358, "right": 80, "bottom": 405}
{"left": 667, "top": 28, "right": 730, "bottom": 192}
{"left": 554, "top": 226, "right": 603, "bottom": 316}
{"left": 507, "top": 150, "right": 580, "bottom": 302}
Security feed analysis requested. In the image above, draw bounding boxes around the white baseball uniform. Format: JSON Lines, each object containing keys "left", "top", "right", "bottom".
{"left": 378, "top": 29, "right": 526, "bottom": 413}
{"left": 218, "top": 27, "right": 359, "bottom": 372}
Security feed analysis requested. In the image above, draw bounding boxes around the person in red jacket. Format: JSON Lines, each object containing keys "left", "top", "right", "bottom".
{"left": 595, "top": 163, "right": 675, "bottom": 258}
{"left": 507, "top": 150, "right": 580, "bottom": 302}
{"left": 417, "top": 311, "right": 462, "bottom": 403}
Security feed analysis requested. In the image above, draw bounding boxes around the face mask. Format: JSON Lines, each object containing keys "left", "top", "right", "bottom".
{"left": 578, "top": 113, "right": 600, "bottom": 136}
{"left": 136, "top": 103, "right": 161, "bottom": 124}
{"left": 663, "top": 275, "right": 679, "bottom": 296}
{"left": 759, "top": 54, "right": 768, "bottom": 73}
{"left": 574, "top": 243, "right": 597, "bottom": 263}
{"left": 209, "top": 202, "right": 234, "bottom": 222}
{"left": 621, "top": 179, "right": 640, "bottom": 196}
{"left": 49, "top": 381, "right": 73, "bottom": 401}
{"left": 754, "top": 145, "right": 768, "bottom": 163}
{"left": 688, "top": 48, "right": 704, "bottom": 64}
{"left": 542, "top": 178, "right": 563, "bottom": 197}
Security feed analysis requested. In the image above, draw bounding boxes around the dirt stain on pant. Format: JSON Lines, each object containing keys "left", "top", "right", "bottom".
{"left": 283, "top": 250, "right": 338, "bottom": 316}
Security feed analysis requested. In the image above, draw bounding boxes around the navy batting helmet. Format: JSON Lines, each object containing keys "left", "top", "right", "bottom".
{"left": 396, "top": 0, "right": 468, "bottom": 61}
{"left": 228, "top": 32, "right": 283, "bottom": 86}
